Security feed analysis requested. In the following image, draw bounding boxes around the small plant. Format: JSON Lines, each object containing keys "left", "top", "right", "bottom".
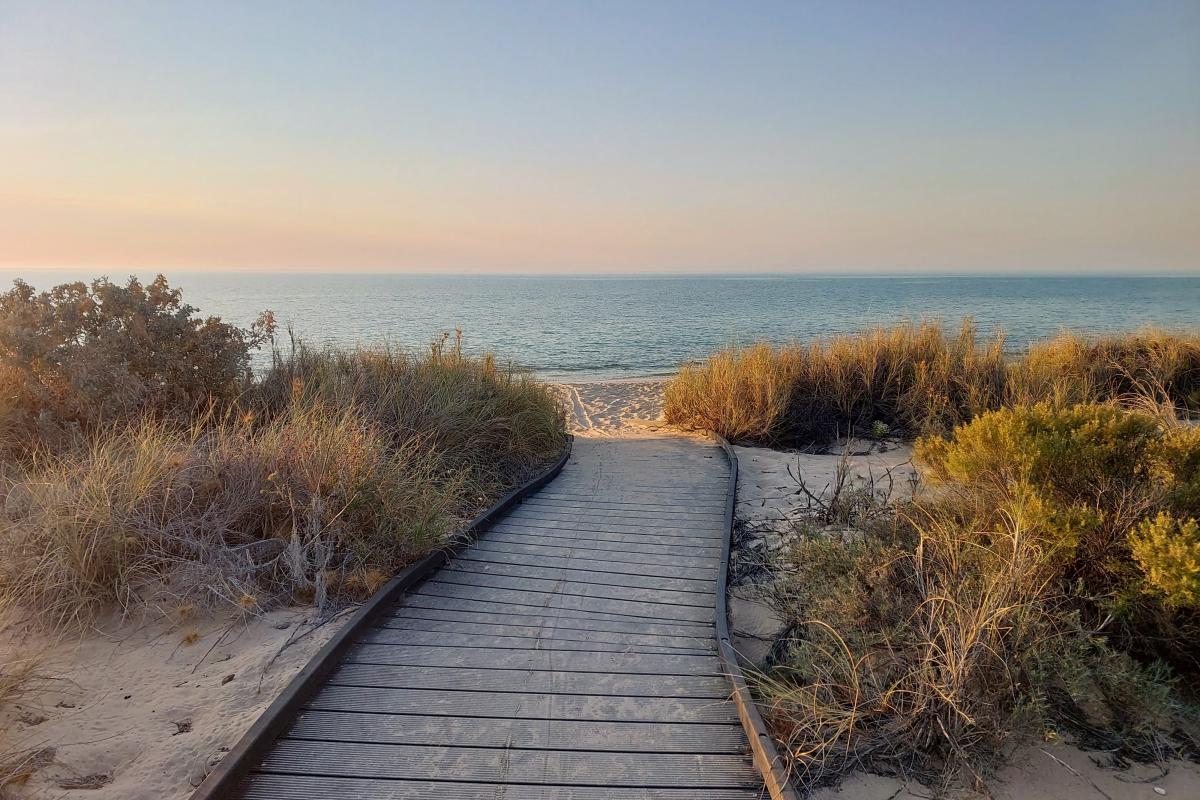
{"left": 868, "top": 419, "right": 889, "bottom": 440}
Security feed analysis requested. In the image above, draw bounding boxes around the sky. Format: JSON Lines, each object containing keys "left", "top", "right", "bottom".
{"left": 1, "top": 1, "right": 1198, "bottom": 275}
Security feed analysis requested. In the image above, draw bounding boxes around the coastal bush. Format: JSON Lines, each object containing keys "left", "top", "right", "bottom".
{"left": 665, "top": 322, "right": 1200, "bottom": 447}
{"left": 0, "top": 279, "right": 567, "bottom": 628}
{"left": 1129, "top": 513, "right": 1200, "bottom": 610}
{"left": 0, "top": 275, "right": 273, "bottom": 458}
{"left": 757, "top": 403, "right": 1200, "bottom": 792}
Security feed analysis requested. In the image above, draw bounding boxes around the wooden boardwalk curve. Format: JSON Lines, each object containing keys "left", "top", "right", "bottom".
{"left": 228, "top": 438, "right": 765, "bottom": 799}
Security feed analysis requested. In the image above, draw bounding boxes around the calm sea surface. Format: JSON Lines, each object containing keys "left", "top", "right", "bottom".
{"left": 5, "top": 272, "right": 1199, "bottom": 380}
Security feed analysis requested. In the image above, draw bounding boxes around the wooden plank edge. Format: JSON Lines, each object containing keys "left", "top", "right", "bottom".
{"left": 711, "top": 433, "right": 800, "bottom": 800}
{"left": 189, "top": 434, "right": 574, "bottom": 800}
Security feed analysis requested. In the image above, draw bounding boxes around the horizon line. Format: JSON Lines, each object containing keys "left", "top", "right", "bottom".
{"left": 3, "top": 267, "right": 1200, "bottom": 280}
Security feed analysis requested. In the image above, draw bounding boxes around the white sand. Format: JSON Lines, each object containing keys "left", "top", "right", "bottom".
{"left": 815, "top": 743, "right": 1200, "bottom": 800}
{"left": 555, "top": 378, "right": 671, "bottom": 438}
{"left": 3, "top": 607, "right": 348, "bottom": 799}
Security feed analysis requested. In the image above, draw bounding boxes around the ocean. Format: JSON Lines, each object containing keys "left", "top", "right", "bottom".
{"left": 4, "top": 272, "right": 1199, "bottom": 380}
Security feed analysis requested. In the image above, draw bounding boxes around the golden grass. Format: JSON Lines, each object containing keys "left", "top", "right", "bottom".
{"left": 665, "top": 322, "right": 1200, "bottom": 446}
{"left": 0, "top": 341, "right": 566, "bottom": 629}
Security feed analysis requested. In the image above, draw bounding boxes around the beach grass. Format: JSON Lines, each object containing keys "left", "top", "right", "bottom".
{"left": 665, "top": 321, "right": 1200, "bottom": 446}
{"left": 0, "top": 277, "right": 567, "bottom": 629}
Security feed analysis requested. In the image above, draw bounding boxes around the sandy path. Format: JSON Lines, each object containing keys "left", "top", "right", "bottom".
{"left": 554, "top": 378, "right": 669, "bottom": 438}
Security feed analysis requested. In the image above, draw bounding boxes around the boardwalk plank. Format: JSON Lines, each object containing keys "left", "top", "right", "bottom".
{"left": 327, "top": 664, "right": 731, "bottom": 698}
{"left": 485, "top": 527, "right": 724, "bottom": 552}
{"left": 397, "top": 593, "right": 717, "bottom": 627}
{"left": 286, "top": 710, "right": 749, "bottom": 752}
{"left": 452, "top": 550, "right": 715, "bottom": 581}
{"left": 345, "top": 643, "right": 721, "bottom": 675}
{"left": 523, "top": 497, "right": 727, "bottom": 515}
{"left": 412, "top": 582, "right": 717, "bottom": 623}
{"left": 257, "top": 739, "right": 759, "bottom": 787}
{"left": 237, "top": 774, "right": 761, "bottom": 800}
{"left": 385, "top": 605, "right": 716, "bottom": 637}
{"left": 306, "top": 685, "right": 740, "bottom": 723}
{"left": 371, "top": 619, "right": 715, "bottom": 650}
{"left": 431, "top": 570, "right": 716, "bottom": 607}
{"left": 359, "top": 628, "right": 713, "bottom": 655}
{"left": 499, "top": 512, "right": 725, "bottom": 536}
{"left": 466, "top": 539, "right": 720, "bottom": 569}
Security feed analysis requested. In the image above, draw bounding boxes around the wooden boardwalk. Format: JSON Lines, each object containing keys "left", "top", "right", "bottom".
{"left": 231, "top": 437, "right": 764, "bottom": 799}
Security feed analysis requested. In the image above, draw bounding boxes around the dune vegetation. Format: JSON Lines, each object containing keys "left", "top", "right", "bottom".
{"left": 673, "top": 323, "right": 1200, "bottom": 792}
{"left": 664, "top": 320, "right": 1200, "bottom": 446}
{"left": 0, "top": 276, "right": 567, "bottom": 630}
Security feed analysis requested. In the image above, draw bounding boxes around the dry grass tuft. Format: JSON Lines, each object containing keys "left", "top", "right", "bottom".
{"left": 666, "top": 321, "right": 1200, "bottom": 447}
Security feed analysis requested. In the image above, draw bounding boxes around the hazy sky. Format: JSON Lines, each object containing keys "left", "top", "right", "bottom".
{"left": 2, "top": 1, "right": 1198, "bottom": 274}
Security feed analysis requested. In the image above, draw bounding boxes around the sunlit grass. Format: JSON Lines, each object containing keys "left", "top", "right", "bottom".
{"left": 0, "top": 342, "right": 565, "bottom": 629}
{"left": 666, "top": 321, "right": 1200, "bottom": 446}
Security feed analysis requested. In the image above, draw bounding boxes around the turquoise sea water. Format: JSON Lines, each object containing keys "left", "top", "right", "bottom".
{"left": 4, "top": 272, "right": 1199, "bottom": 380}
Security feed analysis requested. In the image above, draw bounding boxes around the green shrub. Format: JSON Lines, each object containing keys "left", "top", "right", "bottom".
{"left": 916, "top": 404, "right": 1162, "bottom": 583}
{"left": 1130, "top": 513, "right": 1200, "bottom": 609}
{"left": 1150, "top": 425, "right": 1200, "bottom": 516}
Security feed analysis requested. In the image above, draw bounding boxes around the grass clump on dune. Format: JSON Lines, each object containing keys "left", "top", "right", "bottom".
{"left": 665, "top": 321, "right": 1200, "bottom": 447}
{"left": 0, "top": 276, "right": 566, "bottom": 629}
{"left": 756, "top": 403, "right": 1200, "bottom": 792}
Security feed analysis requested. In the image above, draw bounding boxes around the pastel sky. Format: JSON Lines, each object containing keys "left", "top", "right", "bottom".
{"left": 2, "top": 1, "right": 1198, "bottom": 274}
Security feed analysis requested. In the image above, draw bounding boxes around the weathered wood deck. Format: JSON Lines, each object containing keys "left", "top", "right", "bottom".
{"left": 230, "top": 438, "right": 765, "bottom": 799}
